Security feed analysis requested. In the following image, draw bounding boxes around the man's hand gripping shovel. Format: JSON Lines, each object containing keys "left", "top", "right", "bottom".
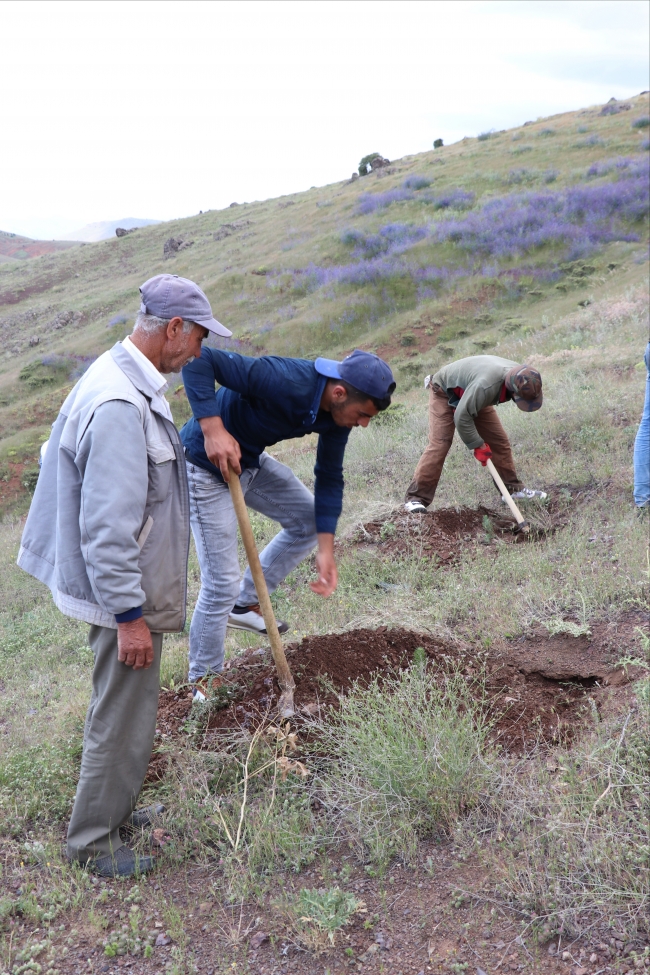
{"left": 227, "top": 464, "right": 296, "bottom": 717}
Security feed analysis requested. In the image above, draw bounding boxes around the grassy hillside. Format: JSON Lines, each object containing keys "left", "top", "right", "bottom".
{"left": 0, "top": 95, "right": 648, "bottom": 974}
{"left": 0, "top": 92, "right": 648, "bottom": 513}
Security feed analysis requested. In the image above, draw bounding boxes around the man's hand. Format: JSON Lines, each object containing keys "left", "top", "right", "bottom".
{"left": 310, "top": 533, "right": 338, "bottom": 597}
{"left": 198, "top": 416, "right": 242, "bottom": 481}
{"left": 473, "top": 443, "right": 493, "bottom": 466}
{"left": 117, "top": 617, "right": 154, "bottom": 670}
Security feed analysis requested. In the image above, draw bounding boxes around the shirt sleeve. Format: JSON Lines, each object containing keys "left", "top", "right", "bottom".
{"left": 76, "top": 400, "right": 148, "bottom": 615}
{"left": 313, "top": 427, "right": 349, "bottom": 534}
{"left": 454, "top": 382, "right": 501, "bottom": 449}
{"left": 182, "top": 348, "right": 288, "bottom": 420}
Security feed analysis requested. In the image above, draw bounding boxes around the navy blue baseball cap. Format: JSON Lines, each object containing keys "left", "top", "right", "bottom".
{"left": 139, "top": 274, "right": 232, "bottom": 337}
{"left": 315, "top": 349, "right": 396, "bottom": 400}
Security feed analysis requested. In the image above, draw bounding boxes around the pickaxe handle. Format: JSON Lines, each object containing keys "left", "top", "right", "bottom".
{"left": 227, "top": 465, "right": 296, "bottom": 717}
{"left": 485, "top": 458, "right": 529, "bottom": 533}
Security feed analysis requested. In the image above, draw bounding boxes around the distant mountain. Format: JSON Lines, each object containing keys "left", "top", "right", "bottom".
{"left": 59, "top": 218, "right": 162, "bottom": 242}
{"left": 0, "top": 229, "right": 78, "bottom": 262}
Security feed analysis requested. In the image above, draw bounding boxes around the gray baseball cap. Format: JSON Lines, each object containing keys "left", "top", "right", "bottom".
{"left": 139, "top": 274, "right": 232, "bottom": 337}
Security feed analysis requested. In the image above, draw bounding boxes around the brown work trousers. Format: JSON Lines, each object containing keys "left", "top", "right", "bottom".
{"left": 405, "top": 386, "right": 524, "bottom": 506}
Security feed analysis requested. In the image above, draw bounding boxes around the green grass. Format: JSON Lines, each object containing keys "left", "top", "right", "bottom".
{"left": 0, "top": 94, "right": 648, "bottom": 967}
{"left": 474, "top": 711, "right": 650, "bottom": 940}
{"left": 315, "top": 661, "right": 495, "bottom": 868}
{"left": 0, "top": 92, "right": 648, "bottom": 501}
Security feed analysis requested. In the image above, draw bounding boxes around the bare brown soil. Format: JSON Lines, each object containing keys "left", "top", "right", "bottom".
{"left": 149, "top": 608, "right": 644, "bottom": 787}
{"left": 0, "top": 232, "right": 77, "bottom": 261}
{"left": 351, "top": 505, "right": 522, "bottom": 562}
{"left": 7, "top": 840, "right": 647, "bottom": 975}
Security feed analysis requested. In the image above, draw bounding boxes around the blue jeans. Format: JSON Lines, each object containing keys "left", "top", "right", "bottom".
{"left": 186, "top": 453, "right": 318, "bottom": 681}
{"left": 633, "top": 343, "right": 650, "bottom": 507}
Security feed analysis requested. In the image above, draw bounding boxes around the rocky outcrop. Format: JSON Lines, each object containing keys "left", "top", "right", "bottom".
{"left": 115, "top": 227, "right": 136, "bottom": 237}
{"left": 163, "top": 237, "right": 194, "bottom": 259}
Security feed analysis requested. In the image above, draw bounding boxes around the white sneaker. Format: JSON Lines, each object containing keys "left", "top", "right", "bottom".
{"left": 510, "top": 488, "right": 548, "bottom": 500}
{"left": 404, "top": 500, "right": 427, "bottom": 513}
{"left": 227, "top": 603, "right": 289, "bottom": 634}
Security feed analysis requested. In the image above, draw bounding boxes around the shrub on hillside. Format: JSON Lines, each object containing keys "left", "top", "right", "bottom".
{"left": 632, "top": 115, "right": 650, "bottom": 129}
{"left": 599, "top": 101, "right": 631, "bottom": 116}
{"left": 477, "top": 130, "right": 494, "bottom": 141}
{"left": 358, "top": 153, "right": 389, "bottom": 176}
{"left": 317, "top": 661, "right": 494, "bottom": 864}
{"left": 403, "top": 175, "right": 431, "bottom": 190}
{"left": 18, "top": 353, "right": 95, "bottom": 389}
{"left": 433, "top": 138, "right": 443, "bottom": 149}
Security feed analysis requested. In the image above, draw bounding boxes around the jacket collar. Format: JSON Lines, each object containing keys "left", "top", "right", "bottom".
{"left": 110, "top": 342, "right": 165, "bottom": 405}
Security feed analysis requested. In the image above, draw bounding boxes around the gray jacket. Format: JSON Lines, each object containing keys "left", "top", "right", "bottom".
{"left": 18, "top": 343, "right": 189, "bottom": 632}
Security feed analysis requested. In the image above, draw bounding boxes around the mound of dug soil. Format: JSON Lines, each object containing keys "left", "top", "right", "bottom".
{"left": 351, "top": 506, "right": 523, "bottom": 562}
{"left": 150, "top": 618, "right": 639, "bottom": 780}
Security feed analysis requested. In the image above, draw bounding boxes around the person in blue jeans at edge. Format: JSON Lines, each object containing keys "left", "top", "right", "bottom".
{"left": 180, "top": 346, "right": 396, "bottom": 700}
{"left": 633, "top": 341, "right": 650, "bottom": 509}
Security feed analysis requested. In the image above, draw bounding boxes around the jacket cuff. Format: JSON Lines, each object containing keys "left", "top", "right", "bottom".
{"left": 316, "top": 515, "right": 338, "bottom": 534}
{"left": 115, "top": 606, "right": 143, "bottom": 623}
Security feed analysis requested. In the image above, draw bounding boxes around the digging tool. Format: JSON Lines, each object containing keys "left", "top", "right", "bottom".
{"left": 485, "top": 458, "right": 529, "bottom": 533}
{"left": 227, "top": 464, "right": 296, "bottom": 717}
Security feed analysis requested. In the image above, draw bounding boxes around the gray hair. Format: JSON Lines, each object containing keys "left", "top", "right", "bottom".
{"left": 133, "top": 312, "right": 195, "bottom": 335}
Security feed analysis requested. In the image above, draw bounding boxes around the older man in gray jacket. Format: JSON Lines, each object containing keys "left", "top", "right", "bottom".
{"left": 18, "top": 274, "right": 231, "bottom": 876}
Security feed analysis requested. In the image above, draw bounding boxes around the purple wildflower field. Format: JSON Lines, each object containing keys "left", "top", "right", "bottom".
{"left": 434, "top": 163, "right": 649, "bottom": 259}
{"left": 284, "top": 155, "right": 648, "bottom": 302}
{"left": 357, "top": 186, "right": 474, "bottom": 214}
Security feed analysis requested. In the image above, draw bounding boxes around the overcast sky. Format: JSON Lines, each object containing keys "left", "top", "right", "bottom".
{"left": 1, "top": 0, "right": 648, "bottom": 239}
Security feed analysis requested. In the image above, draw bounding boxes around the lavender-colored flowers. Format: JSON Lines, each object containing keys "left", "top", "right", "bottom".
{"left": 341, "top": 223, "right": 428, "bottom": 258}
{"left": 357, "top": 188, "right": 414, "bottom": 214}
{"left": 632, "top": 116, "right": 650, "bottom": 129}
{"left": 293, "top": 257, "right": 459, "bottom": 295}
{"left": 287, "top": 156, "right": 648, "bottom": 305}
{"left": 431, "top": 189, "right": 474, "bottom": 210}
{"left": 357, "top": 186, "right": 474, "bottom": 214}
{"left": 434, "top": 169, "right": 648, "bottom": 259}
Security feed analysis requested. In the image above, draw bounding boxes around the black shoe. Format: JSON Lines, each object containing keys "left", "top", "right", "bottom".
{"left": 90, "top": 846, "right": 156, "bottom": 878}
{"left": 125, "top": 803, "right": 166, "bottom": 830}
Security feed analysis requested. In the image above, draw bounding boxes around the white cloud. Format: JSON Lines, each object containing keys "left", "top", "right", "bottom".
{"left": 0, "top": 0, "right": 647, "bottom": 238}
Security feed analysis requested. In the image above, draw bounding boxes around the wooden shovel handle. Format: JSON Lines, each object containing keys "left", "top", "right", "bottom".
{"left": 227, "top": 465, "right": 296, "bottom": 709}
{"left": 485, "top": 459, "right": 529, "bottom": 532}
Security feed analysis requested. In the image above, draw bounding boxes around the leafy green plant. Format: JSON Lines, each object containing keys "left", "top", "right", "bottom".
{"left": 358, "top": 153, "right": 383, "bottom": 176}
{"left": 0, "top": 738, "right": 81, "bottom": 827}
{"left": 291, "top": 887, "right": 364, "bottom": 948}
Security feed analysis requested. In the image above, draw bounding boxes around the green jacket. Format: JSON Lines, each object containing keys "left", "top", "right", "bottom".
{"left": 431, "top": 355, "right": 518, "bottom": 449}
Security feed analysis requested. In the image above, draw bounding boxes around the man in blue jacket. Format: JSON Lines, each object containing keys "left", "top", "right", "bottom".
{"left": 181, "top": 347, "right": 395, "bottom": 699}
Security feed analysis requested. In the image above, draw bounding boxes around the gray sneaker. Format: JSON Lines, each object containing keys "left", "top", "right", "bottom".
{"left": 510, "top": 488, "right": 548, "bottom": 500}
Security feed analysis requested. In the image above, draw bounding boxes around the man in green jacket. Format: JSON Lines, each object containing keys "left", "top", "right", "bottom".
{"left": 404, "top": 355, "right": 546, "bottom": 513}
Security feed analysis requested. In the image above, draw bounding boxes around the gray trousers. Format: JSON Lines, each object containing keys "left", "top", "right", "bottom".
{"left": 66, "top": 624, "right": 163, "bottom": 862}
